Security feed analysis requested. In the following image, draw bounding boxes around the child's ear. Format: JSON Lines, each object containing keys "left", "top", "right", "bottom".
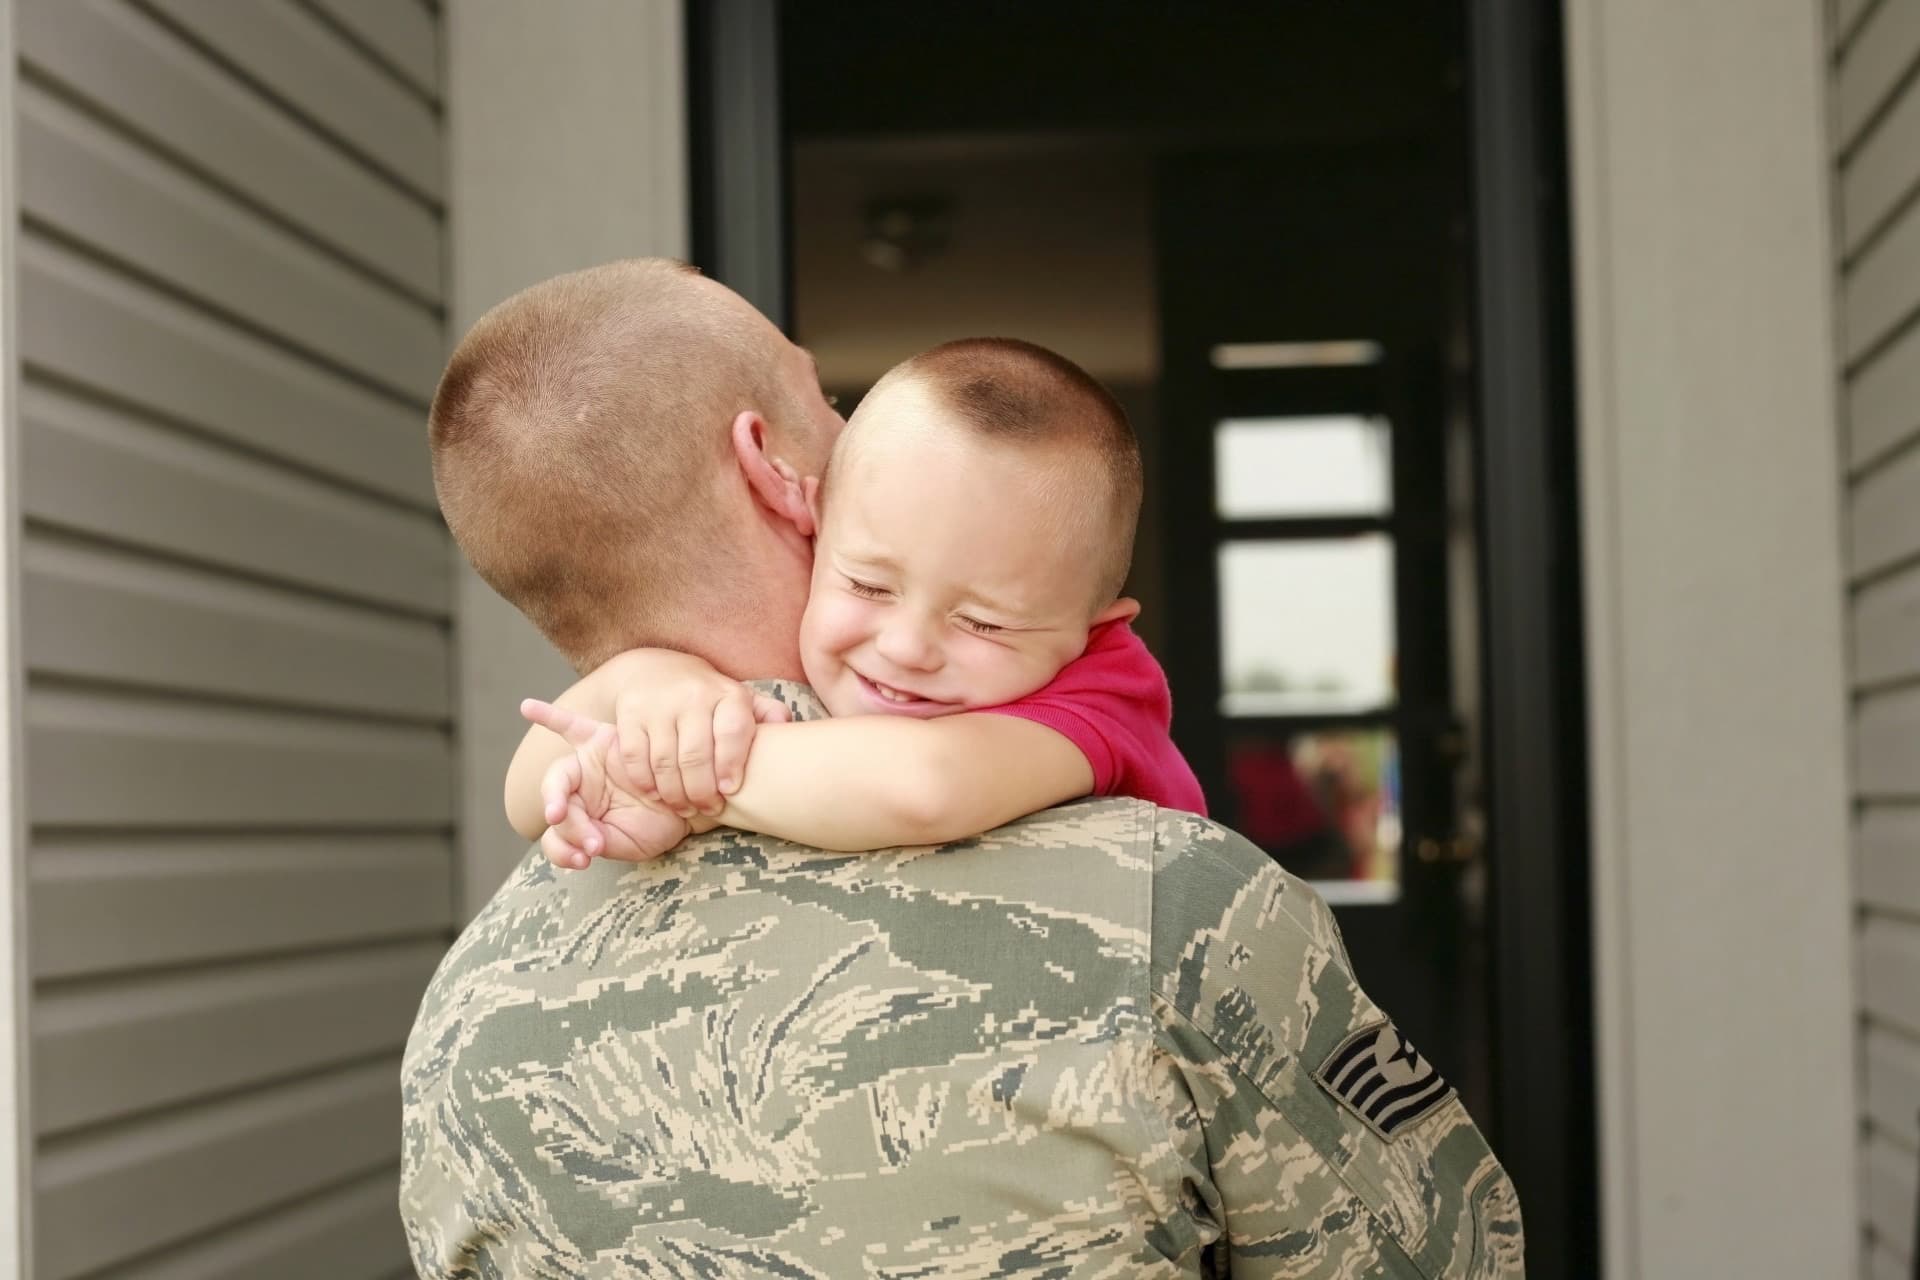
{"left": 1093, "top": 596, "right": 1142, "bottom": 628}
{"left": 731, "top": 411, "right": 816, "bottom": 538}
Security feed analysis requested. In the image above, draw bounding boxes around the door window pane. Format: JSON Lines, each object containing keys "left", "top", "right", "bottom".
{"left": 1218, "top": 537, "right": 1395, "bottom": 715}
{"left": 1223, "top": 728, "right": 1401, "bottom": 901}
{"left": 1210, "top": 340, "right": 1383, "bottom": 369}
{"left": 1214, "top": 416, "right": 1391, "bottom": 518}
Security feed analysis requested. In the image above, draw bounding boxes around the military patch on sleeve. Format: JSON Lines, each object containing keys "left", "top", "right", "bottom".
{"left": 1314, "top": 1021, "right": 1454, "bottom": 1139}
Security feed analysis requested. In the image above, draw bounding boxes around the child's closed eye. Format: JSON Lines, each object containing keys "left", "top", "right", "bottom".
{"left": 956, "top": 615, "right": 1003, "bottom": 636}
{"left": 845, "top": 577, "right": 891, "bottom": 599}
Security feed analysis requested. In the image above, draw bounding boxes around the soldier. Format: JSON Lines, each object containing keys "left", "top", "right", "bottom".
{"left": 403, "top": 259, "right": 1523, "bottom": 1277}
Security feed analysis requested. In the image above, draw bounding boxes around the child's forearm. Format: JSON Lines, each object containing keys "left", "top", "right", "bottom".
{"left": 716, "top": 713, "right": 1093, "bottom": 851}
{"left": 504, "top": 649, "right": 654, "bottom": 839}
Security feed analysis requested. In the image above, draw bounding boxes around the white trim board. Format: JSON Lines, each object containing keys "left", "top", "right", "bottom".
{"left": 444, "top": 0, "right": 690, "bottom": 918}
{"left": 1565, "top": 1, "right": 1858, "bottom": 1274}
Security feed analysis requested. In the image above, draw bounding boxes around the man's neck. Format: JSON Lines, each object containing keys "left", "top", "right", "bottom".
{"left": 688, "top": 629, "right": 807, "bottom": 686}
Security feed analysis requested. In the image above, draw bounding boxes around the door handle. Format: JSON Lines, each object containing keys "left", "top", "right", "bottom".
{"left": 1414, "top": 833, "right": 1480, "bottom": 865}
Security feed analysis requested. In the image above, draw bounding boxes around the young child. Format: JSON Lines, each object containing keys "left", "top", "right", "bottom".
{"left": 509, "top": 338, "right": 1204, "bottom": 866}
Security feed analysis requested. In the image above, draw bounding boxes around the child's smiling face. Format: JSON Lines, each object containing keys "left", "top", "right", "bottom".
{"left": 798, "top": 379, "right": 1136, "bottom": 720}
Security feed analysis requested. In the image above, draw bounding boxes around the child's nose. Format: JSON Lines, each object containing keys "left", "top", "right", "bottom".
{"left": 875, "top": 615, "right": 943, "bottom": 671}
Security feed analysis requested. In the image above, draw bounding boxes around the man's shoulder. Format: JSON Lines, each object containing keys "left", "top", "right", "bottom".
{"left": 1146, "top": 807, "right": 1349, "bottom": 1011}
{"left": 1144, "top": 811, "right": 1525, "bottom": 1276}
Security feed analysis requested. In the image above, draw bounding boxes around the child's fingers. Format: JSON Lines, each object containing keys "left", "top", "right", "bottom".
{"left": 671, "top": 708, "right": 722, "bottom": 816}
{"left": 540, "top": 754, "right": 584, "bottom": 828}
{"left": 521, "top": 698, "right": 609, "bottom": 747}
{"left": 552, "top": 801, "right": 602, "bottom": 860}
{"left": 540, "top": 824, "right": 591, "bottom": 871}
{"left": 613, "top": 700, "right": 658, "bottom": 799}
{"left": 647, "top": 720, "right": 692, "bottom": 816}
{"left": 710, "top": 693, "right": 759, "bottom": 801}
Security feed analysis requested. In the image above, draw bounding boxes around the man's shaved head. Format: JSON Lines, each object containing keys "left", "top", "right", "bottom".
{"left": 429, "top": 259, "right": 827, "bottom": 671}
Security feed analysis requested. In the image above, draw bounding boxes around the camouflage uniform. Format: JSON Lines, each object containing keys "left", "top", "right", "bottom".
{"left": 401, "top": 683, "right": 1522, "bottom": 1277}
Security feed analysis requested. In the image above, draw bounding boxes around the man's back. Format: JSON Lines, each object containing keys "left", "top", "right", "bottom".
{"left": 402, "top": 800, "right": 1521, "bottom": 1277}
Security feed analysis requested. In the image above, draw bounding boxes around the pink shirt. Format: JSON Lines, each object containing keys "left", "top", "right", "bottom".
{"left": 984, "top": 621, "right": 1208, "bottom": 815}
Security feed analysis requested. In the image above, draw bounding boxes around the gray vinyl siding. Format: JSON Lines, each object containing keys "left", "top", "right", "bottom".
{"left": 10, "top": 1, "right": 451, "bottom": 1274}
{"left": 1835, "top": 0, "right": 1920, "bottom": 1275}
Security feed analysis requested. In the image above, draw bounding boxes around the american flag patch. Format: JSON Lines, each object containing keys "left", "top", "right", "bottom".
{"left": 1314, "top": 1021, "right": 1454, "bottom": 1139}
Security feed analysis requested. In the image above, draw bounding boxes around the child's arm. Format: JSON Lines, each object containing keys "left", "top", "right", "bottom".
{"left": 524, "top": 703, "right": 1093, "bottom": 859}
{"left": 513, "top": 651, "right": 1095, "bottom": 853}
{"left": 521, "top": 693, "right": 1095, "bottom": 853}
{"left": 713, "top": 713, "right": 1093, "bottom": 850}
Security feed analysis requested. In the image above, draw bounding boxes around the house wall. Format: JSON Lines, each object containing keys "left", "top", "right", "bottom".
{"left": 1830, "top": 0, "right": 1920, "bottom": 1273}
{"left": 5, "top": 1, "right": 453, "bottom": 1272}
{"left": 1565, "top": 0, "right": 1858, "bottom": 1275}
{"left": 0, "top": 6, "right": 23, "bottom": 1269}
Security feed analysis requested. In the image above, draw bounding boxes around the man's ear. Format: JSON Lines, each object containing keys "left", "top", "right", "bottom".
{"left": 730, "top": 411, "right": 816, "bottom": 538}
{"left": 1093, "top": 596, "right": 1142, "bottom": 628}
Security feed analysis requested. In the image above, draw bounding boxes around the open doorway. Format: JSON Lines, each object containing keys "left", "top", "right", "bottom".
{"left": 694, "top": 2, "right": 1594, "bottom": 1269}
{"left": 783, "top": 0, "right": 1482, "bottom": 1099}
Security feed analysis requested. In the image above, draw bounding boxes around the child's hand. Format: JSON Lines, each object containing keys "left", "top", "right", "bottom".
{"left": 519, "top": 699, "right": 691, "bottom": 869}
{"left": 606, "top": 657, "right": 791, "bottom": 818}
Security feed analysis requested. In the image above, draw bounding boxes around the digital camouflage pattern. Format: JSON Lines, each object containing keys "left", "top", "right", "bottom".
{"left": 401, "top": 683, "right": 1521, "bottom": 1277}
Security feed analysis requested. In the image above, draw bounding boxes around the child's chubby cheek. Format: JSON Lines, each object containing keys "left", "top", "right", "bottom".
{"left": 796, "top": 591, "right": 857, "bottom": 688}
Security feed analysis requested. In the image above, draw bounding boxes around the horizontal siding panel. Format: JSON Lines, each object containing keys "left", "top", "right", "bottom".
{"left": 1867, "top": 1023, "right": 1920, "bottom": 1147}
{"left": 1839, "top": 0, "right": 1876, "bottom": 49}
{"left": 1866, "top": 1128, "right": 1918, "bottom": 1261}
{"left": 34, "top": 1059, "right": 400, "bottom": 1278}
{"left": 1861, "top": 806, "right": 1920, "bottom": 918}
{"left": 1852, "top": 431, "right": 1920, "bottom": 578}
{"left": 1870, "top": 1239, "right": 1910, "bottom": 1280}
{"left": 34, "top": 942, "right": 440, "bottom": 1134}
{"left": 17, "top": 82, "right": 440, "bottom": 397}
{"left": 16, "top": 0, "right": 440, "bottom": 298}
{"left": 1845, "top": 181, "right": 1920, "bottom": 363}
{"left": 22, "top": 535, "right": 450, "bottom": 719}
{"left": 1854, "top": 556, "right": 1920, "bottom": 687}
{"left": 143, "top": 0, "right": 443, "bottom": 206}
{"left": 308, "top": 0, "right": 438, "bottom": 100}
{"left": 18, "top": 238, "right": 435, "bottom": 509}
{"left": 125, "top": 1177, "right": 408, "bottom": 1279}
{"left": 25, "top": 687, "right": 453, "bottom": 828}
{"left": 1863, "top": 914, "right": 1920, "bottom": 1035}
{"left": 30, "top": 833, "right": 452, "bottom": 979}
{"left": 1850, "top": 312, "right": 1920, "bottom": 470}
{"left": 1843, "top": 70, "right": 1920, "bottom": 253}
{"left": 1835, "top": 0, "right": 1920, "bottom": 153}
{"left": 101, "top": 1167, "right": 406, "bottom": 1280}
{"left": 21, "top": 380, "right": 449, "bottom": 614}
{"left": 1858, "top": 685, "right": 1920, "bottom": 799}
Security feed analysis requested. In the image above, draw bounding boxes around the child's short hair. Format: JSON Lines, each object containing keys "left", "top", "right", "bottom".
{"left": 876, "top": 338, "right": 1143, "bottom": 605}
{"left": 428, "top": 258, "right": 802, "bottom": 670}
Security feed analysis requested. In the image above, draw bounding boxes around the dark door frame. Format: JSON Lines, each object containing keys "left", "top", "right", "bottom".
{"left": 1466, "top": 1, "right": 1597, "bottom": 1273}
{"left": 696, "top": 2, "right": 1599, "bottom": 1271}
{"left": 686, "top": 0, "right": 788, "bottom": 328}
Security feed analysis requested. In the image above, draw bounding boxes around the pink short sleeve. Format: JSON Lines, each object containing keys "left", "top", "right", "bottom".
{"left": 984, "top": 622, "right": 1207, "bottom": 815}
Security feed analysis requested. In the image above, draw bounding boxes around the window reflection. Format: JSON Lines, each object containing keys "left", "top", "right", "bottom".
{"left": 1217, "top": 537, "right": 1396, "bottom": 715}
{"left": 1224, "top": 729, "right": 1401, "bottom": 902}
{"left": 1213, "top": 416, "right": 1391, "bottom": 518}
